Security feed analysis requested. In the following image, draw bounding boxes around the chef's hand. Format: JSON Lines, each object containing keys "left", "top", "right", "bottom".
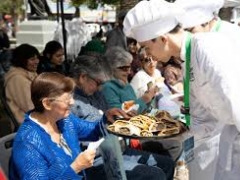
{"left": 105, "top": 108, "right": 130, "bottom": 123}
{"left": 71, "top": 149, "right": 96, "bottom": 173}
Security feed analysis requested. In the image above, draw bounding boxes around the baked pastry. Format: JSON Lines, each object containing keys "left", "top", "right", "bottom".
{"left": 113, "top": 120, "right": 131, "bottom": 127}
{"left": 137, "top": 115, "right": 156, "bottom": 126}
{"left": 158, "top": 127, "right": 180, "bottom": 136}
{"left": 129, "top": 117, "right": 148, "bottom": 130}
{"left": 155, "top": 110, "right": 173, "bottom": 122}
{"left": 140, "top": 130, "right": 153, "bottom": 137}
{"left": 160, "top": 118, "right": 179, "bottom": 128}
{"left": 107, "top": 124, "right": 115, "bottom": 132}
{"left": 149, "top": 122, "right": 166, "bottom": 132}
{"left": 115, "top": 124, "right": 141, "bottom": 136}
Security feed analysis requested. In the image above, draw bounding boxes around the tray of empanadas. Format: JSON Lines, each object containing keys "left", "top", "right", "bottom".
{"left": 107, "top": 110, "right": 187, "bottom": 139}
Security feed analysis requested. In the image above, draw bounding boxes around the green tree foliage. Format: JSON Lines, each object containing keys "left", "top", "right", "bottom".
{"left": 71, "top": 0, "right": 88, "bottom": 7}
{"left": 71, "top": 0, "right": 119, "bottom": 9}
{"left": 0, "top": 0, "right": 23, "bottom": 15}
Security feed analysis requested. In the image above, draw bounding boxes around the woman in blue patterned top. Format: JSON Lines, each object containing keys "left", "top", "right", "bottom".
{"left": 9, "top": 72, "right": 117, "bottom": 180}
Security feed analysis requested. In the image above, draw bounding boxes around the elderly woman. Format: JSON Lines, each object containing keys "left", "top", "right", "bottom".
{"left": 71, "top": 54, "right": 114, "bottom": 121}
{"left": 70, "top": 54, "right": 175, "bottom": 180}
{"left": 102, "top": 46, "right": 156, "bottom": 114}
{"left": 4, "top": 43, "right": 39, "bottom": 123}
{"left": 130, "top": 49, "right": 171, "bottom": 99}
{"left": 9, "top": 72, "right": 107, "bottom": 180}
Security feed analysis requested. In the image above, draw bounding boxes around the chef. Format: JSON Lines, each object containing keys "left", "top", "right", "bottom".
{"left": 175, "top": 0, "right": 240, "bottom": 39}
{"left": 174, "top": 0, "right": 240, "bottom": 179}
{"left": 123, "top": 0, "right": 240, "bottom": 180}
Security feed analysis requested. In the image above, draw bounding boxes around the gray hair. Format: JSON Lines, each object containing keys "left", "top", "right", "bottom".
{"left": 71, "top": 54, "right": 111, "bottom": 82}
{"left": 104, "top": 46, "right": 133, "bottom": 69}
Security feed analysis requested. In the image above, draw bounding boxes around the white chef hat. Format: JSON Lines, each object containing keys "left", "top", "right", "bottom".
{"left": 175, "top": 0, "right": 224, "bottom": 28}
{"left": 123, "top": 0, "right": 184, "bottom": 42}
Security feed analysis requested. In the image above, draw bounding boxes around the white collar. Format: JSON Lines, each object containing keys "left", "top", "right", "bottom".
{"left": 180, "top": 32, "right": 189, "bottom": 61}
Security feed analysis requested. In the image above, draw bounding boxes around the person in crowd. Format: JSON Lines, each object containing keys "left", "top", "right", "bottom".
{"left": 0, "top": 16, "right": 11, "bottom": 78}
{"left": 9, "top": 72, "right": 173, "bottom": 180}
{"left": 37, "top": 40, "right": 66, "bottom": 75}
{"left": 102, "top": 46, "right": 157, "bottom": 115}
{"left": 105, "top": 10, "right": 128, "bottom": 51}
{"left": 4, "top": 44, "right": 39, "bottom": 124}
{"left": 161, "top": 57, "right": 183, "bottom": 94}
{"left": 173, "top": 0, "right": 240, "bottom": 179}
{"left": 175, "top": 0, "right": 240, "bottom": 35}
{"left": 162, "top": 60, "right": 182, "bottom": 87}
{"left": 127, "top": 38, "right": 141, "bottom": 81}
{"left": 0, "top": 22, "right": 10, "bottom": 51}
{"left": 78, "top": 39, "right": 105, "bottom": 56}
{"left": 130, "top": 48, "right": 171, "bottom": 99}
{"left": 123, "top": 1, "right": 240, "bottom": 180}
{"left": 0, "top": 48, "right": 12, "bottom": 80}
{"left": 70, "top": 54, "right": 175, "bottom": 180}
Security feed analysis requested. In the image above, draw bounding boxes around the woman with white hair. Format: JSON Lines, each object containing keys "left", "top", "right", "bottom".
{"left": 102, "top": 46, "right": 157, "bottom": 115}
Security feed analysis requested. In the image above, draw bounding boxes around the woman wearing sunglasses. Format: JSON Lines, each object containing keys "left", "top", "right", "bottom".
{"left": 130, "top": 49, "right": 172, "bottom": 102}
{"left": 102, "top": 46, "right": 157, "bottom": 115}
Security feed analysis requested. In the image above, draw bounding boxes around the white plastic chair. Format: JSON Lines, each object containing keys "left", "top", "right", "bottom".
{"left": 0, "top": 133, "right": 16, "bottom": 176}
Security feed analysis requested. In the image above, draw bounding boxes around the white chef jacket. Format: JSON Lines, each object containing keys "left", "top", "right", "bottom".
{"left": 211, "top": 19, "right": 240, "bottom": 180}
{"left": 181, "top": 32, "right": 240, "bottom": 180}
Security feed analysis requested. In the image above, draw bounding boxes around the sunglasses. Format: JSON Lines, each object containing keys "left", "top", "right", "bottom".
{"left": 142, "top": 56, "right": 157, "bottom": 64}
{"left": 117, "top": 66, "right": 131, "bottom": 72}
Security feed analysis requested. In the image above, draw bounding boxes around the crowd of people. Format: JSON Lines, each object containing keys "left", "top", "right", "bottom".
{"left": 1, "top": 0, "right": 240, "bottom": 179}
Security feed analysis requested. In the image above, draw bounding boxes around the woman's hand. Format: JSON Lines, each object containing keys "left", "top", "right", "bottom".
{"left": 127, "top": 110, "right": 138, "bottom": 117}
{"left": 71, "top": 149, "right": 96, "bottom": 173}
{"left": 141, "top": 87, "right": 157, "bottom": 103}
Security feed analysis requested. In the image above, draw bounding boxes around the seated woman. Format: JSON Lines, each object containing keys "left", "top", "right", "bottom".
{"left": 37, "top": 40, "right": 67, "bottom": 75}
{"left": 4, "top": 43, "right": 39, "bottom": 123}
{"left": 130, "top": 48, "right": 171, "bottom": 100}
{"left": 70, "top": 54, "right": 175, "bottom": 180}
{"left": 9, "top": 72, "right": 117, "bottom": 180}
{"left": 104, "top": 48, "right": 181, "bottom": 161}
{"left": 161, "top": 57, "right": 183, "bottom": 93}
{"left": 9, "top": 72, "right": 174, "bottom": 180}
{"left": 130, "top": 49, "right": 181, "bottom": 116}
{"left": 102, "top": 46, "right": 157, "bottom": 114}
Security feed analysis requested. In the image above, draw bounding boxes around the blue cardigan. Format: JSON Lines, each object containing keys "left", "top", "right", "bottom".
{"left": 9, "top": 112, "right": 105, "bottom": 180}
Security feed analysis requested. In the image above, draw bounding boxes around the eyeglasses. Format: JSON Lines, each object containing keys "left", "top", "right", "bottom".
{"left": 87, "top": 75, "right": 104, "bottom": 87}
{"left": 49, "top": 94, "right": 73, "bottom": 105}
{"left": 117, "top": 66, "right": 131, "bottom": 72}
{"left": 142, "top": 56, "right": 157, "bottom": 64}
